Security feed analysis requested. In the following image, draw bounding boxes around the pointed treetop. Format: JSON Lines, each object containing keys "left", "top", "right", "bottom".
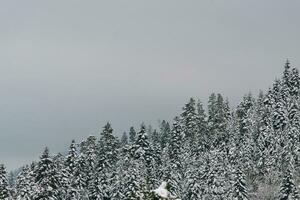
{"left": 285, "top": 59, "right": 290, "bottom": 69}
{"left": 121, "top": 132, "right": 128, "bottom": 145}
{"left": 0, "top": 163, "right": 6, "bottom": 172}
{"left": 103, "top": 122, "right": 113, "bottom": 133}
{"left": 41, "top": 147, "right": 50, "bottom": 158}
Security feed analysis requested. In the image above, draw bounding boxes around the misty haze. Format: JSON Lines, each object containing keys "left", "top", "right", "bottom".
{"left": 0, "top": 1, "right": 300, "bottom": 200}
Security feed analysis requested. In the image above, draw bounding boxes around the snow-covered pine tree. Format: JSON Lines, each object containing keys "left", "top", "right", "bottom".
{"left": 74, "top": 153, "right": 88, "bottom": 199}
{"left": 121, "top": 132, "right": 129, "bottom": 146}
{"left": 231, "top": 166, "right": 248, "bottom": 200}
{"left": 97, "top": 123, "right": 119, "bottom": 169}
{"left": 235, "top": 94, "right": 256, "bottom": 173}
{"left": 165, "top": 117, "right": 184, "bottom": 197}
{"left": 129, "top": 126, "right": 137, "bottom": 144}
{"left": 290, "top": 66, "right": 300, "bottom": 96}
{"left": 131, "top": 124, "right": 156, "bottom": 196}
{"left": 90, "top": 123, "right": 119, "bottom": 199}
{"left": 208, "top": 93, "right": 218, "bottom": 127}
{"left": 196, "top": 99, "right": 209, "bottom": 152}
{"left": 183, "top": 157, "right": 202, "bottom": 200}
{"left": 278, "top": 153, "right": 300, "bottom": 200}
{"left": 7, "top": 171, "right": 15, "bottom": 197}
{"left": 148, "top": 128, "right": 163, "bottom": 188}
{"left": 159, "top": 120, "right": 171, "bottom": 150}
{"left": 53, "top": 153, "right": 70, "bottom": 199}
{"left": 202, "top": 150, "right": 229, "bottom": 200}
{"left": 65, "top": 140, "right": 78, "bottom": 176}
{"left": 79, "top": 135, "right": 97, "bottom": 197}
{"left": 64, "top": 140, "right": 81, "bottom": 199}
{"left": 114, "top": 150, "right": 143, "bottom": 200}
{"left": 34, "top": 147, "right": 60, "bottom": 200}
{"left": 208, "top": 93, "right": 229, "bottom": 148}
{"left": 0, "top": 164, "right": 10, "bottom": 200}
{"left": 168, "top": 117, "right": 182, "bottom": 170}
{"left": 15, "top": 165, "right": 36, "bottom": 200}
{"left": 256, "top": 88, "right": 280, "bottom": 178}
{"left": 180, "top": 98, "right": 198, "bottom": 145}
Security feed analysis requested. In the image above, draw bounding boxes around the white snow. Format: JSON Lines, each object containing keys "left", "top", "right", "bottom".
{"left": 152, "top": 182, "right": 180, "bottom": 200}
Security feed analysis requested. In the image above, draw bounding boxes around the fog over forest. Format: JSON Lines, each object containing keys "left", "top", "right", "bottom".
{"left": 0, "top": 1, "right": 300, "bottom": 199}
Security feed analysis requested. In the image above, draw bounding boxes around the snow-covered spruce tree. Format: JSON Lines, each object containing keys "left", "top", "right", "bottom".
{"left": 235, "top": 94, "right": 257, "bottom": 175}
{"left": 89, "top": 171, "right": 111, "bottom": 200}
{"left": 208, "top": 93, "right": 218, "bottom": 124}
{"left": 65, "top": 140, "right": 80, "bottom": 200}
{"left": 130, "top": 124, "right": 156, "bottom": 197}
{"left": 111, "top": 145, "right": 127, "bottom": 199}
{"left": 255, "top": 90, "right": 275, "bottom": 178}
{"left": 215, "top": 94, "right": 230, "bottom": 129}
{"left": 121, "top": 131, "right": 129, "bottom": 146}
{"left": 65, "top": 140, "right": 78, "bottom": 176}
{"left": 34, "top": 147, "right": 60, "bottom": 200}
{"left": 148, "top": 128, "right": 163, "bottom": 188}
{"left": 272, "top": 80, "right": 288, "bottom": 131}
{"left": 15, "top": 165, "right": 36, "bottom": 200}
{"left": 131, "top": 124, "right": 154, "bottom": 165}
{"left": 202, "top": 149, "right": 230, "bottom": 200}
{"left": 231, "top": 166, "right": 248, "bottom": 200}
{"left": 149, "top": 128, "right": 160, "bottom": 145}
{"left": 278, "top": 154, "right": 300, "bottom": 200}
{"left": 165, "top": 117, "right": 184, "bottom": 197}
{"left": 149, "top": 128, "right": 162, "bottom": 165}
{"left": 74, "top": 153, "right": 88, "bottom": 199}
{"left": 261, "top": 62, "right": 300, "bottom": 173}
{"left": 184, "top": 175, "right": 202, "bottom": 200}
{"left": 268, "top": 61, "right": 299, "bottom": 133}
{"left": 0, "top": 164, "right": 10, "bottom": 200}
{"left": 53, "top": 153, "right": 70, "bottom": 199}
{"left": 114, "top": 148, "right": 143, "bottom": 200}
{"left": 159, "top": 120, "right": 171, "bottom": 150}
{"left": 208, "top": 93, "right": 229, "bottom": 148}
{"left": 79, "top": 135, "right": 97, "bottom": 197}
{"left": 122, "top": 163, "right": 143, "bottom": 200}
{"left": 97, "top": 123, "right": 119, "bottom": 169}
{"left": 180, "top": 98, "right": 198, "bottom": 147}
{"left": 290, "top": 66, "right": 300, "bottom": 96}
{"left": 183, "top": 156, "right": 203, "bottom": 200}
{"left": 278, "top": 168, "right": 300, "bottom": 200}
{"left": 256, "top": 98, "right": 277, "bottom": 183}
{"left": 196, "top": 99, "right": 209, "bottom": 152}
{"left": 129, "top": 126, "right": 137, "bottom": 144}
{"left": 90, "top": 123, "right": 119, "bottom": 200}
{"left": 7, "top": 171, "right": 15, "bottom": 197}
{"left": 167, "top": 117, "right": 182, "bottom": 166}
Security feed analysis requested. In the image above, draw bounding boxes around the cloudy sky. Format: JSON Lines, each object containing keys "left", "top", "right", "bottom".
{"left": 1, "top": 0, "right": 300, "bottom": 170}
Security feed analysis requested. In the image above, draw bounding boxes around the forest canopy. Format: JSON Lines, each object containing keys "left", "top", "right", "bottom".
{"left": 1, "top": 61, "right": 300, "bottom": 199}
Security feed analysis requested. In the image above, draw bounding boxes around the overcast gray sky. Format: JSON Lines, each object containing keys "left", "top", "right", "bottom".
{"left": 1, "top": 0, "right": 300, "bottom": 170}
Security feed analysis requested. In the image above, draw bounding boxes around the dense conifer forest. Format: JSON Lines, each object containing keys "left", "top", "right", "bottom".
{"left": 1, "top": 61, "right": 300, "bottom": 199}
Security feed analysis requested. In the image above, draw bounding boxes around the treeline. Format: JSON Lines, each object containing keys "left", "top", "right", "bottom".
{"left": 1, "top": 61, "right": 300, "bottom": 199}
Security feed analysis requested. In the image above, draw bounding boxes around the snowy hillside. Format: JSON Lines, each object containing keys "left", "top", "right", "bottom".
{"left": 1, "top": 62, "right": 300, "bottom": 199}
